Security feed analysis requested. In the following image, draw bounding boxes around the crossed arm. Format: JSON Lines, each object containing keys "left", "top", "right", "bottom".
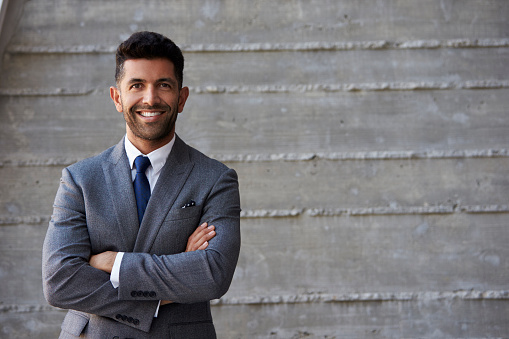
{"left": 89, "top": 222, "right": 216, "bottom": 305}
{"left": 89, "top": 222, "right": 216, "bottom": 273}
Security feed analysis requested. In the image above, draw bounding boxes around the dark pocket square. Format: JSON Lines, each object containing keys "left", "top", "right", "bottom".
{"left": 181, "top": 200, "right": 196, "bottom": 208}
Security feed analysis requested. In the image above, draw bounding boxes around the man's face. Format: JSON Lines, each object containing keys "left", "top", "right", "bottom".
{"left": 110, "top": 58, "right": 189, "bottom": 153}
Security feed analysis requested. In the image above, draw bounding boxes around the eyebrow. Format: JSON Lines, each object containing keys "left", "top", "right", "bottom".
{"left": 158, "top": 78, "right": 179, "bottom": 86}
{"left": 127, "top": 78, "right": 178, "bottom": 86}
{"left": 127, "top": 78, "right": 146, "bottom": 84}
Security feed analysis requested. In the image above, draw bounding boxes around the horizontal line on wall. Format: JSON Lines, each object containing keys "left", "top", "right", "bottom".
{"left": 0, "top": 215, "right": 51, "bottom": 225}
{"left": 2, "top": 290, "right": 507, "bottom": 313}
{"left": 186, "top": 38, "right": 509, "bottom": 52}
{"left": 241, "top": 205, "right": 509, "bottom": 218}
{"left": 2, "top": 205, "right": 507, "bottom": 225}
{"left": 1, "top": 80, "right": 508, "bottom": 97}
{"left": 0, "top": 304, "right": 58, "bottom": 313}
{"left": 7, "top": 38, "right": 509, "bottom": 54}
{"left": 242, "top": 207, "right": 448, "bottom": 218}
{"left": 213, "top": 149, "right": 509, "bottom": 162}
{"left": 0, "top": 88, "right": 94, "bottom": 96}
{"left": 306, "top": 204, "right": 509, "bottom": 216}
{"left": 241, "top": 209, "right": 304, "bottom": 218}
{"left": 190, "top": 80, "right": 509, "bottom": 93}
{"left": 1, "top": 149, "right": 507, "bottom": 168}
{"left": 211, "top": 290, "right": 509, "bottom": 306}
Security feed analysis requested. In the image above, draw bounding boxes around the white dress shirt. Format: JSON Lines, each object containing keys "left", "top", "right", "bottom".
{"left": 110, "top": 135, "right": 175, "bottom": 316}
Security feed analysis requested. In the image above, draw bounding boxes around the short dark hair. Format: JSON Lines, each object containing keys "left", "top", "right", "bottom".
{"left": 115, "top": 31, "right": 184, "bottom": 88}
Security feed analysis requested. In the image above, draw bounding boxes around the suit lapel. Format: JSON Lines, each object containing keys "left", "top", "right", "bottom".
{"left": 133, "top": 136, "right": 194, "bottom": 253}
{"left": 102, "top": 138, "right": 140, "bottom": 251}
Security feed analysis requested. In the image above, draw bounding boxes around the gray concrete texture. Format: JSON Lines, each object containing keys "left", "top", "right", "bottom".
{"left": 1, "top": 0, "right": 508, "bottom": 338}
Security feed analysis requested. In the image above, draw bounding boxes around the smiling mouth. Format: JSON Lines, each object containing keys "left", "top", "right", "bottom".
{"left": 138, "top": 111, "right": 164, "bottom": 117}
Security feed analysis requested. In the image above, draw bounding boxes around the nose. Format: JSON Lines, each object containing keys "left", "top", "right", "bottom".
{"left": 142, "top": 86, "right": 161, "bottom": 106}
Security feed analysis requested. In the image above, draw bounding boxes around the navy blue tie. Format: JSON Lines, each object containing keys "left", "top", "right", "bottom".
{"left": 133, "top": 156, "right": 151, "bottom": 225}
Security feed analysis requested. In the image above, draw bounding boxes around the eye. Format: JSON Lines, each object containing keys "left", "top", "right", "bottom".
{"left": 160, "top": 83, "right": 171, "bottom": 88}
{"left": 130, "top": 83, "right": 143, "bottom": 90}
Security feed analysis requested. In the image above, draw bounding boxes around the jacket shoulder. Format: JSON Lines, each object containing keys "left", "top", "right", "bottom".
{"left": 68, "top": 144, "right": 118, "bottom": 171}
{"left": 64, "top": 144, "right": 120, "bottom": 185}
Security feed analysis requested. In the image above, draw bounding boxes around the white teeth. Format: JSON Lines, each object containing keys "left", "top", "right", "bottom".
{"left": 140, "top": 112, "right": 162, "bottom": 117}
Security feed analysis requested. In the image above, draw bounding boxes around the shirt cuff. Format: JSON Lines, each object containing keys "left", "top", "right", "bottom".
{"left": 110, "top": 252, "right": 160, "bottom": 318}
{"left": 154, "top": 301, "right": 161, "bottom": 317}
{"left": 110, "top": 252, "right": 124, "bottom": 289}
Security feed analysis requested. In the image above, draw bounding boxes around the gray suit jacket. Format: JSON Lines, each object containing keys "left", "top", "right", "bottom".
{"left": 42, "top": 135, "right": 241, "bottom": 338}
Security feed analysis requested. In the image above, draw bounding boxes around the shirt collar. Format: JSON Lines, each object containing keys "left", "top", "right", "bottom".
{"left": 124, "top": 135, "right": 175, "bottom": 173}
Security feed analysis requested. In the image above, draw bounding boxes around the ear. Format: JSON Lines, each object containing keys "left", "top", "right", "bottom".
{"left": 177, "top": 86, "right": 189, "bottom": 113}
{"left": 110, "top": 86, "right": 123, "bottom": 112}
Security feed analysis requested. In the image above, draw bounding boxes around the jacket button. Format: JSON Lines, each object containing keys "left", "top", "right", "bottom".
{"left": 127, "top": 317, "right": 134, "bottom": 323}
{"left": 122, "top": 315, "right": 127, "bottom": 321}
{"left": 131, "top": 291, "right": 137, "bottom": 297}
{"left": 133, "top": 319, "right": 140, "bottom": 326}
{"left": 137, "top": 291, "right": 144, "bottom": 297}
{"left": 143, "top": 291, "right": 150, "bottom": 297}
{"left": 149, "top": 291, "right": 156, "bottom": 298}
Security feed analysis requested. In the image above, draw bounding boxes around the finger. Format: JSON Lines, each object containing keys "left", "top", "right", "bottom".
{"left": 205, "top": 227, "right": 216, "bottom": 240}
{"left": 193, "top": 222, "right": 208, "bottom": 234}
{"left": 187, "top": 223, "right": 207, "bottom": 244}
{"left": 186, "top": 224, "right": 217, "bottom": 252}
{"left": 191, "top": 225, "right": 214, "bottom": 243}
{"left": 190, "top": 222, "right": 209, "bottom": 238}
{"left": 196, "top": 227, "right": 216, "bottom": 244}
{"left": 188, "top": 229, "right": 215, "bottom": 252}
{"left": 198, "top": 241, "right": 208, "bottom": 250}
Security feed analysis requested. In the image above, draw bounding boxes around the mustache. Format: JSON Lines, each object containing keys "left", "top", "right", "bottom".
{"left": 131, "top": 103, "right": 171, "bottom": 112}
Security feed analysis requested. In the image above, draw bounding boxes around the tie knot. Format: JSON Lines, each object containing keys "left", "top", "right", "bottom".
{"left": 134, "top": 156, "right": 151, "bottom": 174}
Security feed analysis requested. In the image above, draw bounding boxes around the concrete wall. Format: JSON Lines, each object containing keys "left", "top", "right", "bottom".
{"left": 1, "top": 1, "right": 508, "bottom": 337}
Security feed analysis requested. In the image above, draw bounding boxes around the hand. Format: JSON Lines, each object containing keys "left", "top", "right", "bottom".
{"left": 185, "top": 222, "right": 216, "bottom": 252}
{"left": 89, "top": 250, "right": 117, "bottom": 274}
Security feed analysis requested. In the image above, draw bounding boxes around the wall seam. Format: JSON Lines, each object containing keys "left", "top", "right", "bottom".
{"left": 6, "top": 38, "right": 509, "bottom": 54}
{"left": 1, "top": 204, "right": 508, "bottom": 225}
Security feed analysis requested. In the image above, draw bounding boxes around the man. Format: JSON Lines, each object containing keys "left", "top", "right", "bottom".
{"left": 42, "top": 31, "right": 241, "bottom": 338}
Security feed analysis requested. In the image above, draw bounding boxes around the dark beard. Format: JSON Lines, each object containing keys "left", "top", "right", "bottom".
{"left": 125, "top": 103, "right": 176, "bottom": 141}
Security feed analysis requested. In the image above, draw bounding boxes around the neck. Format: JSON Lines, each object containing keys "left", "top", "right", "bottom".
{"left": 126, "top": 131, "right": 175, "bottom": 155}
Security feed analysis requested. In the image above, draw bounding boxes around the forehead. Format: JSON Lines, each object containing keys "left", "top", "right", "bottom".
{"left": 121, "top": 58, "right": 176, "bottom": 82}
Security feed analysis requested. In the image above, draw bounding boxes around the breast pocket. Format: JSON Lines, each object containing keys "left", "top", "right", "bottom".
{"left": 151, "top": 207, "right": 202, "bottom": 254}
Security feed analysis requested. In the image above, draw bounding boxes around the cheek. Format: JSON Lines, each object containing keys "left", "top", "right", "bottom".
{"left": 117, "top": 95, "right": 129, "bottom": 112}
{"left": 122, "top": 99, "right": 138, "bottom": 114}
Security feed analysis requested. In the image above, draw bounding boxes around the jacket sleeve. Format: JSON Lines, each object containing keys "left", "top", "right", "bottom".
{"left": 118, "top": 168, "right": 241, "bottom": 304}
{"left": 42, "top": 168, "right": 158, "bottom": 333}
